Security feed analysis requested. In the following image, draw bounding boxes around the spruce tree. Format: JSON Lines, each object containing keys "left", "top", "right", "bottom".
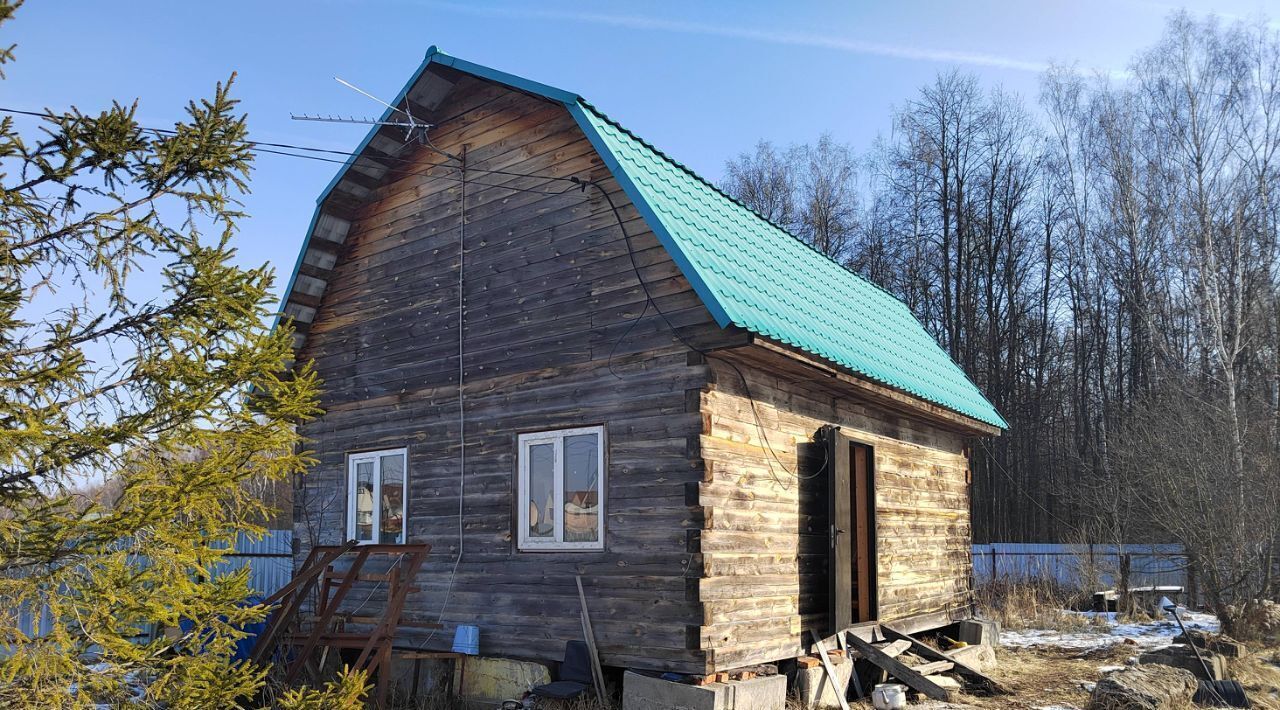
{"left": 0, "top": 2, "right": 362, "bottom": 706}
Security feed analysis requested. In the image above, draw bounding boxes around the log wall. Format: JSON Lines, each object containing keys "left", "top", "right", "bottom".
{"left": 293, "top": 74, "right": 741, "bottom": 673}
{"left": 292, "top": 66, "right": 980, "bottom": 677}
{"left": 695, "top": 350, "right": 974, "bottom": 671}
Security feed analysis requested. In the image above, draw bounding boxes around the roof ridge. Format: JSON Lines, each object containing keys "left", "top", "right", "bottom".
{"left": 574, "top": 100, "right": 912, "bottom": 308}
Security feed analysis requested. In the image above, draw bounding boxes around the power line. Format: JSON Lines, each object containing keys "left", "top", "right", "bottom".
{"left": 0, "top": 106, "right": 581, "bottom": 199}
{"left": 586, "top": 178, "right": 822, "bottom": 487}
{"left": 249, "top": 145, "right": 575, "bottom": 198}
{"left": 1, "top": 106, "right": 828, "bottom": 493}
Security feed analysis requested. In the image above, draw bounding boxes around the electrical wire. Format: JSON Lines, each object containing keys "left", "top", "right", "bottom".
{"left": 240, "top": 119, "right": 824, "bottom": 489}
{"left": 250, "top": 146, "right": 575, "bottom": 198}
{"left": 0, "top": 103, "right": 640, "bottom": 193}
{"left": 415, "top": 142, "right": 467, "bottom": 649}
{"left": 0, "top": 106, "right": 579, "bottom": 200}
{"left": 5, "top": 104, "right": 849, "bottom": 606}
{"left": 577, "top": 177, "right": 822, "bottom": 488}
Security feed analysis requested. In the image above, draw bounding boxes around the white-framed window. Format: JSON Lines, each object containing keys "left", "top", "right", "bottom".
{"left": 346, "top": 448, "right": 407, "bottom": 545}
{"left": 517, "top": 426, "right": 605, "bottom": 551}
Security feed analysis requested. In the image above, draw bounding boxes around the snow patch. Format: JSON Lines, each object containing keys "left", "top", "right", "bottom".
{"left": 1001, "top": 608, "right": 1219, "bottom": 651}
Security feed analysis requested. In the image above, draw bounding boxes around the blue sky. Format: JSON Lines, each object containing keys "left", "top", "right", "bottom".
{"left": 4, "top": 0, "right": 1273, "bottom": 306}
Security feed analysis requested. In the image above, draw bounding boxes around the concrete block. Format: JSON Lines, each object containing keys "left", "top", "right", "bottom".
{"left": 1210, "top": 639, "right": 1248, "bottom": 658}
{"left": 794, "top": 657, "right": 852, "bottom": 709}
{"left": 1138, "top": 644, "right": 1226, "bottom": 681}
{"left": 957, "top": 619, "right": 1000, "bottom": 647}
{"left": 456, "top": 656, "right": 551, "bottom": 704}
{"left": 728, "top": 674, "right": 786, "bottom": 710}
{"left": 623, "top": 671, "right": 730, "bottom": 710}
{"left": 1174, "top": 630, "right": 1248, "bottom": 658}
{"left": 623, "top": 671, "right": 786, "bottom": 710}
{"left": 947, "top": 643, "right": 998, "bottom": 673}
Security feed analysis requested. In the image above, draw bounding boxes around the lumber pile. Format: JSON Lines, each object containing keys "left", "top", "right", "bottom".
{"left": 840, "top": 624, "right": 1009, "bottom": 701}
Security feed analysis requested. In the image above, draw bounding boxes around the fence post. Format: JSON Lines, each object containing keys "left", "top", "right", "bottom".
{"left": 1187, "top": 553, "right": 1199, "bottom": 610}
{"left": 1119, "top": 553, "right": 1131, "bottom": 616}
{"left": 991, "top": 546, "right": 998, "bottom": 583}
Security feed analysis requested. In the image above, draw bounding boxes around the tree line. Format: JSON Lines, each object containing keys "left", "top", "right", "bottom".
{"left": 723, "top": 13, "right": 1280, "bottom": 610}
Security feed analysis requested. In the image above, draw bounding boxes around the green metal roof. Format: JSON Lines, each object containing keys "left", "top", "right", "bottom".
{"left": 570, "top": 103, "right": 1006, "bottom": 429}
{"left": 283, "top": 47, "right": 1007, "bottom": 430}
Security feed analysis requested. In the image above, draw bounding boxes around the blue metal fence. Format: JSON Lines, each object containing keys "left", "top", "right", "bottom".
{"left": 13, "top": 530, "right": 293, "bottom": 644}
{"left": 210, "top": 529, "right": 294, "bottom": 596}
{"left": 973, "top": 542, "right": 1188, "bottom": 590}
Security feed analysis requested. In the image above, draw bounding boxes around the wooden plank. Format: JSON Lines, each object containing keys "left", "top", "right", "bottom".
{"left": 879, "top": 624, "right": 1009, "bottom": 694}
{"left": 853, "top": 442, "right": 874, "bottom": 620}
{"left": 809, "top": 630, "right": 849, "bottom": 710}
{"left": 285, "top": 545, "right": 373, "bottom": 683}
{"left": 833, "top": 625, "right": 863, "bottom": 699}
{"left": 250, "top": 541, "right": 358, "bottom": 666}
{"left": 577, "top": 576, "right": 608, "bottom": 701}
{"left": 843, "top": 631, "right": 950, "bottom": 701}
{"left": 912, "top": 661, "right": 954, "bottom": 676}
{"left": 746, "top": 340, "right": 1001, "bottom": 436}
{"left": 829, "top": 427, "right": 853, "bottom": 633}
{"left": 871, "top": 639, "right": 912, "bottom": 658}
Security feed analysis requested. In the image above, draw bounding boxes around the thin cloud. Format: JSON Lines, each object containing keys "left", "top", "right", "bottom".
{"left": 419, "top": 2, "right": 1052, "bottom": 73}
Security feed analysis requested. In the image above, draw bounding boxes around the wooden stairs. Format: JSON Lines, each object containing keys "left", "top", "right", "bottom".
{"left": 809, "top": 623, "right": 1008, "bottom": 707}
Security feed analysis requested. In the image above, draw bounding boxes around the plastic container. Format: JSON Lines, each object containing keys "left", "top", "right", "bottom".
{"left": 452, "top": 624, "right": 480, "bottom": 655}
{"left": 871, "top": 683, "right": 907, "bottom": 710}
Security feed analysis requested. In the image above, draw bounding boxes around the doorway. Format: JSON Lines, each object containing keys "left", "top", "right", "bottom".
{"left": 824, "top": 425, "right": 876, "bottom": 632}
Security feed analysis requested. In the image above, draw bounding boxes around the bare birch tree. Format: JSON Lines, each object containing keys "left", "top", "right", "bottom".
{"left": 722, "top": 11, "right": 1280, "bottom": 615}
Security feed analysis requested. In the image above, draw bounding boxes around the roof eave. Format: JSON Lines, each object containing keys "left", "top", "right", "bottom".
{"left": 564, "top": 102, "right": 737, "bottom": 330}
{"left": 273, "top": 48, "right": 447, "bottom": 338}
{"left": 747, "top": 336, "right": 1006, "bottom": 436}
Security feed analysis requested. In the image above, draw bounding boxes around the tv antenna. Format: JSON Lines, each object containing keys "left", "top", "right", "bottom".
{"left": 292, "top": 76, "right": 433, "bottom": 144}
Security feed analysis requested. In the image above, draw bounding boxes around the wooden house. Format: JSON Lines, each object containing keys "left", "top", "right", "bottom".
{"left": 283, "top": 48, "right": 1007, "bottom": 676}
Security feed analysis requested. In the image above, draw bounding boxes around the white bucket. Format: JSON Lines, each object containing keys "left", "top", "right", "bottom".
{"left": 871, "top": 683, "right": 907, "bottom": 710}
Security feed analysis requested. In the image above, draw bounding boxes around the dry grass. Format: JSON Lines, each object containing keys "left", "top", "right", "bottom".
{"left": 395, "top": 686, "right": 459, "bottom": 709}
{"left": 975, "top": 577, "right": 1103, "bottom": 632}
{"left": 1225, "top": 647, "right": 1280, "bottom": 710}
{"left": 840, "top": 644, "right": 1139, "bottom": 708}
{"left": 975, "top": 576, "right": 1168, "bottom": 635}
{"left": 963, "top": 643, "right": 1133, "bottom": 709}
{"left": 919, "top": 640, "right": 1280, "bottom": 710}
{"left": 1224, "top": 600, "right": 1280, "bottom": 646}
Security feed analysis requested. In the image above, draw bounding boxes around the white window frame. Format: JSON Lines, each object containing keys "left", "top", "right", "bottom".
{"left": 346, "top": 447, "right": 408, "bottom": 545}
{"left": 517, "top": 426, "right": 606, "bottom": 551}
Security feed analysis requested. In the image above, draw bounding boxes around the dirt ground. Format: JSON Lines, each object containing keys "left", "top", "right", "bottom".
{"left": 844, "top": 642, "right": 1280, "bottom": 710}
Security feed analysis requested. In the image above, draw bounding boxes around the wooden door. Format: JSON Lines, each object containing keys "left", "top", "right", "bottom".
{"left": 827, "top": 426, "right": 876, "bottom": 632}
